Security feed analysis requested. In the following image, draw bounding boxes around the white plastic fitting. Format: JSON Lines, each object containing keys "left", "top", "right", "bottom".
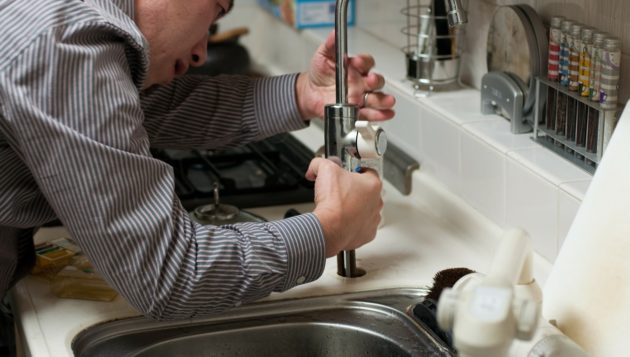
{"left": 355, "top": 121, "right": 387, "bottom": 159}
{"left": 437, "top": 228, "right": 541, "bottom": 357}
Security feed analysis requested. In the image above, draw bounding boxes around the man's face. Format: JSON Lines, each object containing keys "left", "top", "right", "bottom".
{"left": 135, "top": 0, "right": 233, "bottom": 88}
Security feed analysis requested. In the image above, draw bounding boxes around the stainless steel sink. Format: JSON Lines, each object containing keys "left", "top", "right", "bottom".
{"left": 72, "top": 288, "right": 454, "bottom": 357}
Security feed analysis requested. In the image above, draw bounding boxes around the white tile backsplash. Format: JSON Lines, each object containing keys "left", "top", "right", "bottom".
{"left": 460, "top": 132, "right": 506, "bottom": 226}
{"left": 424, "top": 89, "right": 494, "bottom": 126}
{"left": 505, "top": 156, "right": 559, "bottom": 262}
{"left": 507, "top": 146, "right": 592, "bottom": 186}
{"left": 462, "top": 119, "right": 536, "bottom": 154}
{"left": 381, "top": 84, "right": 425, "bottom": 162}
{"left": 559, "top": 180, "right": 592, "bottom": 201}
{"left": 420, "top": 106, "right": 463, "bottom": 193}
{"left": 557, "top": 188, "right": 581, "bottom": 252}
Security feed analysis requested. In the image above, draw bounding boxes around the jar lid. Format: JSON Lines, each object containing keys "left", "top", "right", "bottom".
{"left": 570, "top": 23, "right": 582, "bottom": 37}
{"left": 603, "top": 37, "right": 621, "bottom": 51}
{"left": 580, "top": 27, "right": 594, "bottom": 41}
{"left": 592, "top": 31, "right": 608, "bottom": 46}
{"left": 560, "top": 19, "right": 574, "bottom": 32}
{"left": 550, "top": 16, "right": 564, "bottom": 28}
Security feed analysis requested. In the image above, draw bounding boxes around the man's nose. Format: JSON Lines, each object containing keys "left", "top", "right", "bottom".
{"left": 190, "top": 34, "right": 209, "bottom": 67}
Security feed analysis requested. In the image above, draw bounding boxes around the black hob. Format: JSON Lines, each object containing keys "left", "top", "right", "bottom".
{"left": 151, "top": 133, "right": 315, "bottom": 210}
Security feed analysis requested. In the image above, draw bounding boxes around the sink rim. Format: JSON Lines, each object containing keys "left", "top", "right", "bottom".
{"left": 72, "top": 287, "right": 454, "bottom": 357}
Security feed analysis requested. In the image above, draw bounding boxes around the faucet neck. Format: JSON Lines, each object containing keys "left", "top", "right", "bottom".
{"left": 335, "top": 0, "right": 351, "bottom": 104}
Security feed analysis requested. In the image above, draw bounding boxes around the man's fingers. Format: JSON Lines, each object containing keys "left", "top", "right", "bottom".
{"left": 305, "top": 157, "right": 342, "bottom": 181}
{"left": 365, "top": 72, "right": 386, "bottom": 91}
{"left": 354, "top": 167, "right": 380, "bottom": 178}
{"left": 348, "top": 54, "right": 375, "bottom": 76}
{"left": 305, "top": 157, "right": 324, "bottom": 181}
{"left": 358, "top": 107, "right": 396, "bottom": 121}
{"left": 321, "top": 31, "right": 336, "bottom": 59}
{"left": 361, "top": 91, "right": 396, "bottom": 110}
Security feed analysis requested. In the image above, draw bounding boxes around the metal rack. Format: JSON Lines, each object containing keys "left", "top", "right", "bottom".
{"left": 401, "top": 0, "right": 462, "bottom": 93}
{"left": 533, "top": 77, "right": 621, "bottom": 173}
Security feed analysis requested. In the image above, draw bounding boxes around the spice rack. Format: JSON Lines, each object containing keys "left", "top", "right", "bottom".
{"left": 533, "top": 77, "right": 620, "bottom": 173}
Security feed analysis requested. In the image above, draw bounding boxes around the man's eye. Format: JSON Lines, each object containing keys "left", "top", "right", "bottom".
{"left": 216, "top": 8, "right": 226, "bottom": 19}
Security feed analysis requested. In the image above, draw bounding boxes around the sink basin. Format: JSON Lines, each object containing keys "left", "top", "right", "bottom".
{"left": 72, "top": 288, "right": 454, "bottom": 357}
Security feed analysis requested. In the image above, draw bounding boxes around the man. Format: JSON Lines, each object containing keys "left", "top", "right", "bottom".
{"left": 0, "top": 0, "right": 395, "bottom": 323}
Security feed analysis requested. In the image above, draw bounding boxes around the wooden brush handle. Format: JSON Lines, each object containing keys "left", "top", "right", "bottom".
{"left": 208, "top": 27, "right": 250, "bottom": 44}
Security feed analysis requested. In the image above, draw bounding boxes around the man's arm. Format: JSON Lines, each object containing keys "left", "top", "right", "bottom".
{"left": 2, "top": 25, "right": 325, "bottom": 319}
{"left": 141, "top": 74, "right": 309, "bottom": 150}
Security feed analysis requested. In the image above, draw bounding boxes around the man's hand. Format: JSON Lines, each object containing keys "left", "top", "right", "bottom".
{"left": 305, "top": 158, "right": 383, "bottom": 257}
{"left": 296, "top": 31, "right": 396, "bottom": 121}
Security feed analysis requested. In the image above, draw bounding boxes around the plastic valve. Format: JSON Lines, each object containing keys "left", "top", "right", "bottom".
{"left": 355, "top": 121, "right": 387, "bottom": 159}
{"left": 436, "top": 288, "right": 458, "bottom": 331}
{"left": 514, "top": 298, "right": 539, "bottom": 340}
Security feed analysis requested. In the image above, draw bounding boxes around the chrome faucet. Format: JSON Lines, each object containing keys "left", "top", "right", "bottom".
{"left": 325, "top": 0, "right": 387, "bottom": 278}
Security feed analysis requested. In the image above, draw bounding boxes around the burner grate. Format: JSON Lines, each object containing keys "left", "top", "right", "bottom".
{"left": 151, "top": 133, "right": 315, "bottom": 210}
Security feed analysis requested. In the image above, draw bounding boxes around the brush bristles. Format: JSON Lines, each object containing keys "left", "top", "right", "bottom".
{"left": 425, "top": 267, "right": 475, "bottom": 302}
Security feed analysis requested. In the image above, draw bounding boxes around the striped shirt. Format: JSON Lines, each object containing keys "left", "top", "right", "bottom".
{"left": 0, "top": 0, "right": 325, "bottom": 319}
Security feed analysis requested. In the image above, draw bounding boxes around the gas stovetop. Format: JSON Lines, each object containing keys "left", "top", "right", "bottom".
{"left": 151, "top": 133, "right": 315, "bottom": 211}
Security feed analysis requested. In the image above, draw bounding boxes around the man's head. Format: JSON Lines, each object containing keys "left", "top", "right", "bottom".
{"left": 134, "top": 0, "right": 234, "bottom": 88}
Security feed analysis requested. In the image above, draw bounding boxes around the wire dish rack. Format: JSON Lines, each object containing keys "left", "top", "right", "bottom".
{"left": 401, "top": 0, "right": 462, "bottom": 93}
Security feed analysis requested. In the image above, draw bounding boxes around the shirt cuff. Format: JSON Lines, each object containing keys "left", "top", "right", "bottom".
{"left": 268, "top": 213, "right": 325, "bottom": 291}
{"left": 253, "top": 73, "right": 308, "bottom": 138}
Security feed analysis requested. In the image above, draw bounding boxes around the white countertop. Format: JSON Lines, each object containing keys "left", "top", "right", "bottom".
{"left": 11, "top": 123, "right": 552, "bottom": 357}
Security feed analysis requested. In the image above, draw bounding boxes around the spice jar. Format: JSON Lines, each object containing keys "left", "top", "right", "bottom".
{"left": 578, "top": 27, "right": 594, "bottom": 97}
{"left": 599, "top": 37, "right": 621, "bottom": 109}
{"left": 556, "top": 19, "right": 574, "bottom": 136}
{"left": 565, "top": 23, "right": 582, "bottom": 141}
{"left": 585, "top": 31, "right": 608, "bottom": 153}
{"left": 548, "top": 16, "right": 564, "bottom": 82}
{"left": 600, "top": 37, "right": 621, "bottom": 151}
{"left": 545, "top": 16, "right": 563, "bottom": 131}
{"left": 568, "top": 23, "right": 583, "bottom": 92}
{"left": 559, "top": 19, "right": 574, "bottom": 87}
{"left": 589, "top": 31, "right": 608, "bottom": 102}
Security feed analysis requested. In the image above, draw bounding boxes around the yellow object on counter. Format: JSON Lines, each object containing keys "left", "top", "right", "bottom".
{"left": 51, "top": 266, "right": 118, "bottom": 302}
{"left": 32, "top": 240, "right": 76, "bottom": 276}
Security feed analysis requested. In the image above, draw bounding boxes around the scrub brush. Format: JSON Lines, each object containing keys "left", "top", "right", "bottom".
{"left": 412, "top": 267, "right": 475, "bottom": 348}
{"left": 424, "top": 267, "right": 475, "bottom": 301}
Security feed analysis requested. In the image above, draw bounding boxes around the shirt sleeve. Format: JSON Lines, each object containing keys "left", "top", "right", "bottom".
{"left": 141, "top": 73, "right": 309, "bottom": 150}
{"left": 1, "top": 25, "right": 325, "bottom": 319}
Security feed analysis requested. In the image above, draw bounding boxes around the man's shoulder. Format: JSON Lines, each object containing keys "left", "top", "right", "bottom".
{"left": 0, "top": 0, "right": 142, "bottom": 48}
{"left": 0, "top": 0, "right": 145, "bottom": 74}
